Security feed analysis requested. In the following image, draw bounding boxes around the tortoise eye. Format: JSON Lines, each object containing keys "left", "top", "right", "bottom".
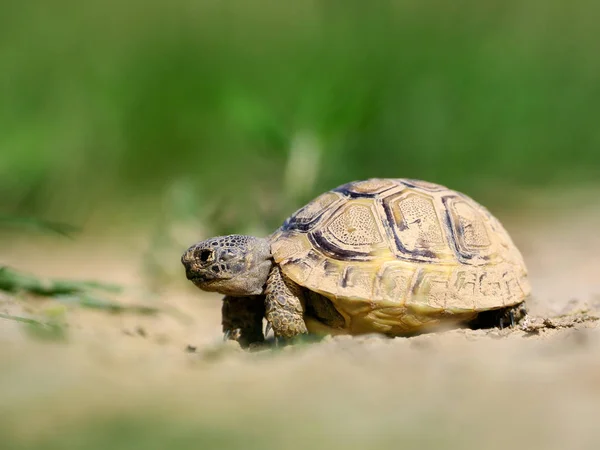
{"left": 198, "top": 249, "right": 213, "bottom": 263}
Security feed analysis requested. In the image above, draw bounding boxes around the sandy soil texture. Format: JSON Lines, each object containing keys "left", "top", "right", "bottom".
{"left": 1, "top": 202, "right": 600, "bottom": 450}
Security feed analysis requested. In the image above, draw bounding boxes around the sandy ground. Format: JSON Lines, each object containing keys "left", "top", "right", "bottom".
{"left": 1, "top": 199, "right": 600, "bottom": 450}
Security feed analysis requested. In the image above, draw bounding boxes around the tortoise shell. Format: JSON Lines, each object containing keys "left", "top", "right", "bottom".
{"left": 270, "top": 178, "right": 530, "bottom": 334}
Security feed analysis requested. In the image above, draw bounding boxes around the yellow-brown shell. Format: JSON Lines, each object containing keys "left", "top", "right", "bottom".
{"left": 270, "top": 178, "right": 531, "bottom": 335}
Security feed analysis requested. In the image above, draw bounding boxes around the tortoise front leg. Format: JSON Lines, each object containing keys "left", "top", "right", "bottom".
{"left": 221, "top": 295, "right": 265, "bottom": 348}
{"left": 264, "top": 266, "right": 308, "bottom": 340}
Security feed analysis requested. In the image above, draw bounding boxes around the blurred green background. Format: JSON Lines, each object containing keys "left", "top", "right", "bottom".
{"left": 2, "top": 0, "right": 599, "bottom": 235}
{"left": 2, "top": 2, "right": 600, "bottom": 449}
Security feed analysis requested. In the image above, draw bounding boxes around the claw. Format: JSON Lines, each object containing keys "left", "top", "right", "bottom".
{"left": 499, "top": 317, "right": 505, "bottom": 330}
{"left": 265, "top": 322, "right": 272, "bottom": 338}
{"left": 510, "top": 310, "right": 516, "bottom": 328}
{"left": 223, "top": 330, "right": 231, "bottom": 341}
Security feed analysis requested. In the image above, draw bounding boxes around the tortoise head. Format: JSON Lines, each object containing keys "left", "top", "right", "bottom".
{"left": 181, "top": 235, "right": 272, "bottom": 296}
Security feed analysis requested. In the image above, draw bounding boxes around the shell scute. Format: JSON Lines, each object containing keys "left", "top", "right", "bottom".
{"left": 383, "top": 190, "right": 455, "bottom": 263}
{"left": 327, "top": 204, "right": 384, "bottom": 246}
{"left": 373, "top": 263, "right": 415, "bottom": 305}
{"left": 338, "top": 265, "right": 376, "bottom": 300}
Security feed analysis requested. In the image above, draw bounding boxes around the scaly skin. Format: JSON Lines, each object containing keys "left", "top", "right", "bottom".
{"left": 264, "top": 266, "right": 308, "bottom": 339}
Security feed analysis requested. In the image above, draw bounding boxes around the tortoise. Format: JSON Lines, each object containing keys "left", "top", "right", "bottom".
{"left": 181, "top": 178, "right": 530, "bottom": 347}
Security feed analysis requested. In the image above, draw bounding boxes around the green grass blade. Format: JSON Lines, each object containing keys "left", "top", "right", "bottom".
{"left": 0, "top": 266, "right": 122, "bottom": 296}
{"left": 55, "top": 294, "right": 159, "bottom": 315}
{"left": 0, "top": 216, "right": 80, "bottom": 238}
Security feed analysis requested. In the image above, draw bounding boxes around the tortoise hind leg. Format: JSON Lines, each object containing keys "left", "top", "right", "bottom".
{"left": 467, "top": 302, "right": 528, "bottom": 330}
{"left": 264, "top": 266, "right": 308, "bottom": 341}
{"left": 304, "top": 290, "right": 346, "bottom": 329}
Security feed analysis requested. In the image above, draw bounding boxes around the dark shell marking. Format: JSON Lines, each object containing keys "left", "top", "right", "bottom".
{"left": 282, "top": 192, "right": 344, "bottom": 232}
